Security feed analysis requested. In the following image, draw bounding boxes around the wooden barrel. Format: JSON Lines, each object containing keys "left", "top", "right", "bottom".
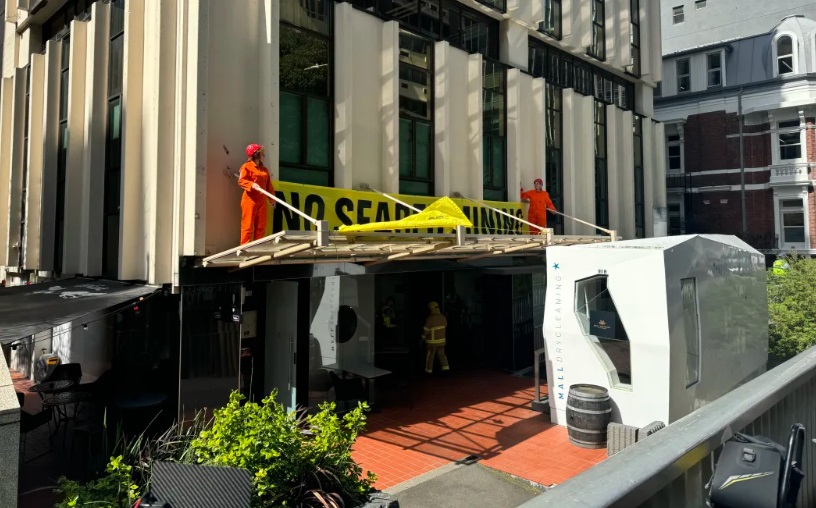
{"left": 566, "top": 384, "right": 612, "bottom": 449}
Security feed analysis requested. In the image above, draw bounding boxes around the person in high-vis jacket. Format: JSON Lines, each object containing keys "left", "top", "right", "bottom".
{"left": 238, "top": 144, "right": 276, "bottom": 245}
{"left": 521, "top": 178, "right": 557, "bottom": 234}
{"left": 422, "top": 301, "right": 449, "bottom": 374}
{"left": 772, "top": 258, "right": 790, "bottom": 276}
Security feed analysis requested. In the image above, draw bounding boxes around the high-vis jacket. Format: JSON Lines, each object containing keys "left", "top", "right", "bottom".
{"left": 423, "top": 313, "right": 448, "bottom": 345}
{"left": 521, "top": 189, "right": 556, "bottom": 231}
{"left": 238, "top": 161, "right": 275, "bottom": 245}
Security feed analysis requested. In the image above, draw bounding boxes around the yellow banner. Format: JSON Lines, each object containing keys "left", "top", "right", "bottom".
{"left": 267, "top": 181, "right": 528, "bottom": 235}
{"left": 338, "top": 196, "right": 474, "bottom": 233}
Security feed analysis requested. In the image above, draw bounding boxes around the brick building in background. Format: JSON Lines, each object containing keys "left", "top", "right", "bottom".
{"left": 656, "top": 1, "right": 816, "bottom": 255}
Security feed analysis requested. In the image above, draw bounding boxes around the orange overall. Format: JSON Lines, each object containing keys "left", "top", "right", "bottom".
{"left": 521, "top": 189, "right": 556, "bottom": 233}
{"left": 238, "top": 161, "right": 275, "bottom": 245}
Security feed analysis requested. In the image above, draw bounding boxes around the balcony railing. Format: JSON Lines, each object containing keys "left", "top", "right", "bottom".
{"left": 771, "top": 162, "right": 813, "bottom": 185}
{"left": 519, "top": 348, "right": 816, "bottom": 507}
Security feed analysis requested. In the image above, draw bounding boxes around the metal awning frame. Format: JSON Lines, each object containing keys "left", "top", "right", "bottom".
{"left": 203, "top": 185, "right": 618, "bottom": 270}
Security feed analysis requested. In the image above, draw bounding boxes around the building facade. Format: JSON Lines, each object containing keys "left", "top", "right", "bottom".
{"left": 0, "top": 0, "right": 664, "bottom": 415}
{"left": 656, "top": 1, "right": 816, "bottom": 254}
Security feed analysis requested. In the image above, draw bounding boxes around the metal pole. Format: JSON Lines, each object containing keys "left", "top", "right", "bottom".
{"left": 359, "top": 183, "right": 422, "bottom": 213}
{"left": 739, "top": 88, "right": 747, "bottom": 235}
{"left": 232, "top": 173, "right": 320, "bottom": 226}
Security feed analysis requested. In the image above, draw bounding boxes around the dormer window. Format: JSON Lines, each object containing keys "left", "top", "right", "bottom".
{"left": 777, "top": 35, "right": 794, "bottom": 75}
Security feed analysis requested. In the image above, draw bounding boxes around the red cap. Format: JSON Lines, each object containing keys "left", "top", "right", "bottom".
{"left": 245, "top": 143, "right": 263, "bottom": 159}
{"left": 533, "top": 178, "right": 543, "bottom": 185}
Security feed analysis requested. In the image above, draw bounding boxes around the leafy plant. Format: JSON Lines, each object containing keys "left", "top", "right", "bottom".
{"left": 191, "top": 391, "right": 375, "bottom": 507}
{"left": 54, "top": 455, "right": 140, "bottom": 508}
{"left": 767, "top": 253, "right": 816, "bottom": 359}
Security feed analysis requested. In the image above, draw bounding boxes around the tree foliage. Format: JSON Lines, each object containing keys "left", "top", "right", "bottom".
{"left": 767, "top": 254, "right": 816, "bottom": 359}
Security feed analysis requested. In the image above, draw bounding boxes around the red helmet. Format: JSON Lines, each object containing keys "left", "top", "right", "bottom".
{"left": 245, "top": 143, "right": 263, "bottom": 159}
{"left": 533, "top": 178, "right": 544, "bottom": 185}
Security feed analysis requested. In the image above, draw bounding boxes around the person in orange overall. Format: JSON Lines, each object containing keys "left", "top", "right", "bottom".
{"left": 238, "top": 144, "right": 276, "bottom": 244}
{"left": 520, "top": 178, "right": 557, "bottom": 234}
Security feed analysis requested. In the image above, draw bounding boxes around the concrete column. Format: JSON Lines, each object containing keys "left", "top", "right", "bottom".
{"left": 62, "top": 20, "right": 89, "bottom": 276}
{"left": 434, "top": 41, "right": 451, "bottom": 197}
{"left": 334, "top": 2, "right": 354, "bottom": 190}
{"left": 606, "top": 105, "right": 621, "bottom": 233}
{"left": 466, "top": 53, "right": 483, "bottom": 200}
{"left": 183, "top": 0, "right": 208, "bottom": 257}
{"left": 0, "top": 77, "right": 11, "bottom": 267}
{"left": 618, "top": 110, "right": 636, "bottom": 239}
{"left": 120, "top": 0, "right": 145, "bottom": 280}
{"left": 643, "top": 119, "right": 655, "bottom": 237}
{"left": 563, "top": 91, "right": 594, "bottom": 235}
{"left": 531, "top": 77, "right": 546, "bottom": 189}
{"left": 38, "top": 40, "right": 61, "bottom": 273}
{"left": 500, "top": 20, "right": 528, "bottom": 70}
{"left": 79, "top": 3, "right": 111, "bottom": 277}
{"left": 381, "top": 21, "right": 399, "bottom": 195}
{"left": 506, "top": 68, "right": 522, "bottom": 200}
{"left": 23, "top": 53, "right": 46, "bottom": 271}
{"left": 653, "top": 121, "right": 667, "bottom": 209}
{"left": 5, "top": 67, "right": 26, "bottom": 270}
{"left": 259, "top": 0, "right": 278, "bottom": 181}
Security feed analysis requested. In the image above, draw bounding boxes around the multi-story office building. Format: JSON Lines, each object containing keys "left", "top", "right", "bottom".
{"left": 1, "top": 0, "right": 664, "bottom": 415}
{"left": 656, "top": 0, "right": 816, "bottom": 254}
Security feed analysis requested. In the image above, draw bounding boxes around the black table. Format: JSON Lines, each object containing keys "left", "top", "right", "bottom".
{"left": 42, "top": 391, "right": 91, "bottom": 436}
{"left": 29, "top": 380, "right": 74, "bottom": 395}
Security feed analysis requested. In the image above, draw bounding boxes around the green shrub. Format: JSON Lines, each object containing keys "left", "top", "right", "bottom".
{"left": 191, "top": 391, "right": 375, "bottom": 507}
{"left": 768, "top": 254, "right": 816, "bottom": 359}
{"left": 54, "top": 455, "right": 140, "bottom": 508}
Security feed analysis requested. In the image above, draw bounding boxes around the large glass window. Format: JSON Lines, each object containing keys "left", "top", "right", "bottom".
{"left": 103, "top": 0, "right": 125, "bottom": 278}
{"left": 55, "top": 35, "right": 71, "bottom": 274}
{"left": 681, "top": 278, "right": 701, "bottom": 387}
{"left": 777, "top": 35, "right": 794, "bottom": 75}
{"left": 546, "top": 84, "right": 563, "bottom": 234}
{"left": 589, "top": 0, "right": 605, "bottom": 60}
{"left": 629, "top": 0, "right": 640, "bottom": 76}
{"left": 594, "top": 100, "right": 608, "bottom": 229}
{"left": 575, "top": 275, "right": 631, "bottom": 386}
{"left": 633, "top": 116, "right": 645, "bottom": 238}
{"left": 399, "top": 30, "right": 433, "bottom": 196}
{"left": 357, "top": 0, "right": 500, "bottom": 59}
{"left": 780, "top": 199, "right": 805, "bottom": 244}
{"left": 676, "top": 58, "right": 690, "bottom": 93}
{"left": 778, "top": 120, "right": 802, "bottom": 161}
{"left": 483, "top": 59, "right": 506, "bottom": 201}
{"left": 667, "top": 133, "right": 682, "bottom": 172}
{"left": 280, "top": 0, "right": 333, "bottom": 186}
{"left": 540, "top": 0, "right": 561, "bottom": 39}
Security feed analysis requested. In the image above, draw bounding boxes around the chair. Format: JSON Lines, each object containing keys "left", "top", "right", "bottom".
{"left": 329, "top": 371, "right": 366, "bottom": 414}
{"left": 47, "top": 363, "right": 83, "bottom": 386}
{"left": 18, "top": 392, "right": 54, "bottom": 461}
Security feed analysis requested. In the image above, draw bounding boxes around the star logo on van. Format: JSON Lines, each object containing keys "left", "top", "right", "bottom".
{"left": 553, "top": 263, "right": 560, "bottom": 270}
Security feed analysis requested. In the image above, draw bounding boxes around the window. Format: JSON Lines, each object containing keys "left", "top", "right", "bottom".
{"left": 399, "top": 30, "right": 434, "bottom": 196}
{"left": 589, "top": 0, "right": 606, "bottom": 60}
{"left": 279, "top": 0, "right": 333, "bottom": 186}
{"left": 672, "top": 5, "right": 684, "bottom": 24}
{"left": 629, "top": 0, "right": 640, "bottom": 76}
{"left": 681, "top": 278, "right": 701, "bottom": 387}
{"left": 540, "top": 0, "right": 561, "bottom": 39}
{"left": 668, "top": 202, "right": 684, "bottom": 235}
{"left": 546, "top": 84, "right": 563, "bottom": 234}
{"left": 103, "top": 0, "right": 125, "bottom": 278}
{"left": 41, "top": 0, "right": 94, "bottom": 47}
{"left": 55, "top": 35, "right": 71, "bottom": 274}
{"left": 655, "top": 82, "right": 662, "bottom": 97}
{"left": 366, "top": 0, "right": 500, "bottom": 60}
{"left": 482, "top": 59, "right": 506, "bottom": 201}
{"left": 574, "top": 275, "right": 632, "bottom": 386}
{"left": 778, "top": 120, "right": 801, "bottom": 160}
{"left": 667, "top": 133, "right": 683, "bottom": 172}
{"left": 676, "top": 58, "right": 690, "bottom": 93}
{"left": 474, "top": 0, "right": 505, "bottom": 13}
{"left": 780, "top": 199, "right": 805, "bottom": 244}
{"left": 776, "top": 35, "right": 794, "bottom": 75}
{"left": 706, "top": 52, "right": 722, "bottom": 88}
{"left": 695, "top": 0, "right": 706, "bottom": 8}
{"left": 594, "top": 100, "right": 608, "bottom": 229}
{"left": 633, "top": 116, "right": 645, "bottom": 238}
